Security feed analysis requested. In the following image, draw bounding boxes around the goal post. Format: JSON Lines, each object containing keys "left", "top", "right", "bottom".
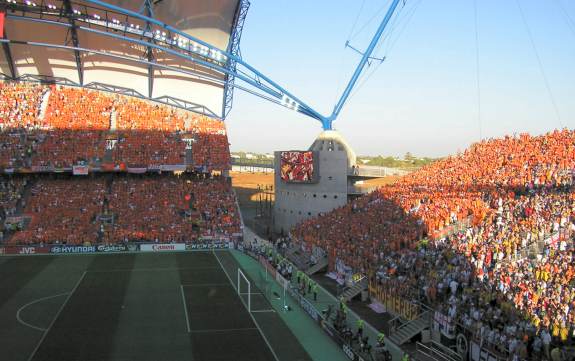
{"left": 237, "top": 268, "right": 251, "bottom": 312}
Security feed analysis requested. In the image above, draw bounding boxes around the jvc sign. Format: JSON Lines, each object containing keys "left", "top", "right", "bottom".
{"left": 19, "top": 247, "right": 36, "bottom": 254}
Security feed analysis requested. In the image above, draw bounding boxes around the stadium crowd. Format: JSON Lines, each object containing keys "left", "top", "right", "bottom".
{"left": 0, "top": 177, "right": 27, "bottom": 240}
{"left": 0, "top": 81, "right": 230, "bottom": 170}
{"left": 0, "top": 82, "right": 45, "bottom": 167}
{"left": 292, "top": 129, "right": 575, "bottom": 360}
{"left": 103, "top": 174, "right": 240, "bottom": 243}
{"left": 2, "top": 174, "right": 240, "bottom": 245}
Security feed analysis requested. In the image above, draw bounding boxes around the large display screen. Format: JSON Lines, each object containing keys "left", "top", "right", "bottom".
{"left": 280, "top": 151, "right": 315, "bottom": 183}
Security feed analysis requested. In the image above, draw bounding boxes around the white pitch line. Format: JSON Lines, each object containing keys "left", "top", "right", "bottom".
{"left": 180, "top": 285, "right": 191, "bottom": 333}
{"left": 212, "top": 250, "right": 280, "bottom": 361}
{"left": 181, "top": 283, "right": 232, "bottom": 288}
{"left": 189, "top": 327, "right": 258, "bottom": 333}
{"left": 251, "top": 309, "right": 276, "bottom": 313}
{"left": 88, "top": 266, "right": 222, "bottom": 273}
{"left": 27, "top": 271, "right": 87, "bottom": 361}
{"left": 16, "top": 293, "right": 70, "bottom": 332}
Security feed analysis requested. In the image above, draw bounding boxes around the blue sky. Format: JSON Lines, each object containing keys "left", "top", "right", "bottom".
{"left": 225, "top": 0, "right": 575, "bottom": 157}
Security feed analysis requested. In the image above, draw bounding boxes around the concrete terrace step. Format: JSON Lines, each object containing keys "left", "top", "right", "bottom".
{"left": 305, "top": 257, "right": 328, "bottom": 276}
{"left": 389, "top": 316, "right": 429, "bottom": 346}
{"left": 341, "top": 278, "right": 367, "bottom": 302}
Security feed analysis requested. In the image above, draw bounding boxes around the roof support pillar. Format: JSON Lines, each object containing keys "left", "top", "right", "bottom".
{"left": 63, "top": 0, "right": 83, "bottom": 85}
{"left": 2, "top": 30, "right": 16, "bottom": 79}
{"left": 142, "top": 0, "right": 154, "bottom": 98}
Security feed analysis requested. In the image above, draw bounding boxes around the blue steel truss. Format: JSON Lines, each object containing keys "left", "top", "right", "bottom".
{"left": 0, "top": 0, "right": 404, "bottom": 129}
{"left": 223, "top": 0, "right": 250, "bottom": 119}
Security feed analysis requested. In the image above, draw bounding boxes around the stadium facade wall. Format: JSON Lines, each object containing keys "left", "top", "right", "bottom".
{"left": 273, "top": 131, "right": 356, "bottom": 233}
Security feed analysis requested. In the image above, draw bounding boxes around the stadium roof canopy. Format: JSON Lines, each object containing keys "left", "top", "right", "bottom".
{"left": 0, "top": 0, "right": 252, "bottom": 119}
{"left": 1, "top": 0, "right": 398, "bottom": 128}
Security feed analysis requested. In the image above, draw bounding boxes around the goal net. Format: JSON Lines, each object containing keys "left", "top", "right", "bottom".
{"left": 237, "top": 268, "right": 277, "bottom": 313}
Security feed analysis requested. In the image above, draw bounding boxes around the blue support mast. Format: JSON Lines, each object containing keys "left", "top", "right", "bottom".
{"left": 321, "top": 0, "right": 403, "bottom": 130}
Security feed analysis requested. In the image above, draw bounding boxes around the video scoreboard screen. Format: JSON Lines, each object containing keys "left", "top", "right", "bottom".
{"left": 280, "top": 151, "right": 316, "bottom": 183}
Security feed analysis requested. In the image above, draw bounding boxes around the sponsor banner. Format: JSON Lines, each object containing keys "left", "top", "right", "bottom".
{"left": 127, "top": 244, "right": 139, "bottom": 252}
{"left": 160, "top": 164, "right": 186, "bottom": 172}
{"left": 369, "top": 281, "right": 420, "bottom": 320}
{"left": 147, "top": 165, "right": 161, "bottom": 171}
{"left": 470, "top": 341, "right": 503, "bottom": 361}
{"left": 140, "top": 244, "right": 186, "bottom": 252}
{"left": 31, "top": 166, "right": 50, "bottom": 172}
{"left": 51, "top": 245, "right": 96, "bottom": 254}
{"left": 4, "top": 216, "right": 25, "bottom": 224}
{"left": 72, "top": 165, "right": 89, "bottom": 175}
{"left": 96, "top": 244, "right": 128, "bottom": 252}
{"left": 299, "top": 295, "right": 320, "bottom": 322}
{"left": 186, "top": 242, "right": 229, "bottom": 250}
{"left": 342, "top": 344, "right": 356, "bottom": 361}
{"left": 127, "top": 167, "right": 147, "bottom": 174}
{"left": 1, "top": 246, "right": 50, "bottom": 255}
{"left": 433, "top": 311, "right": 456, "bottom": 339}
{"left": 4, "top": 168, "right": 14, "bottom": 174}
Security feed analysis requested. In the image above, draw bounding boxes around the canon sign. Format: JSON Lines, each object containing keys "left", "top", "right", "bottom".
{"left": 140, "top": 244, "right": 186, "bottom": 252}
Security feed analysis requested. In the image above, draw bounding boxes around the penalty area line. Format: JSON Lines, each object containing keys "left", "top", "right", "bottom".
{"left": 180, "top": 285, "right": 191, "bottom": 333}
{"left": 189, "top": 327, "right": 258, "bottom": 333}
{"left": 212, "top": 250, "right": 280, "bottom": 361}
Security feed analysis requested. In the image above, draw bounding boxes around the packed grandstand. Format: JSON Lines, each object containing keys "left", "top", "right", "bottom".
{"left": 290, "top": 129, "right": 575, "bottom": 360}
{"left": 0, "top": 81, "right": 241, "bottom": 246}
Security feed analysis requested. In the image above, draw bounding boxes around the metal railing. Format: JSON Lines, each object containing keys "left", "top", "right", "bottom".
{"left": 416, "top": 342, "right": 460, "bottom": 361}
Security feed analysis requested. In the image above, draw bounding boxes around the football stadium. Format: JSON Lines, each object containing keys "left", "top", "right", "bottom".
{"left": 0, "top": 0, "right": 574, "bottom": 361}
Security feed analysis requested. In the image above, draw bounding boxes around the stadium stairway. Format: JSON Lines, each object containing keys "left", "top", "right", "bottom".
{"left": 15, "top": 178, "right": 35, "bottom": 215}
{"left": 38, "top": 88, "right": 51, "bottom": 120}
{"left": 388, "top": 311, "right": 431, "bottom": 346}
{"left": 185, "top": 148, "right": 193, "bottom": 166}
{"left": 305, "top": 256, "right": 328, "bottom": 276}
{"left": 340, "top": 277, "right": 368, "bottom": 302}
{"left": 110, "top": 108, "right": 117, "bottom": 130}
{"left": 286, "top": 247, "right": 311, "bottom": 270}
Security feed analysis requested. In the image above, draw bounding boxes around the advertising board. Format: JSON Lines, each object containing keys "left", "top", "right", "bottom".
{"left": 72, "top": 165, "right": 89, "bottom": 175}
{"left": 140, "top": 244, "right": 186, "bottom": 252}
{"left": 186, "top": 242, "right": 230, "bottom": 250}
{"left": 96, "top": 244, "right": 128, "bottom": 252}
{"left": 50, "top": 245, "right": 96, "bottom": 254}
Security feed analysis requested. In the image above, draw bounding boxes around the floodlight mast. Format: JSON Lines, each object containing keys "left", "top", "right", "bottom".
{"left": 320, "top": 0, "right": 403, "bottom": 130}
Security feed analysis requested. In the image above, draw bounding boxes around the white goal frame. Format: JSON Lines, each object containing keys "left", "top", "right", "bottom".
{"left": 237, "top": 268, "right": 251, "bottom": 312}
